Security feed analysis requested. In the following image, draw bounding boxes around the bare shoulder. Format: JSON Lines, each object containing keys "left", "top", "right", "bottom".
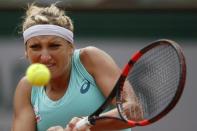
{"left": 14, "top": 76, "right": 32, "bottom": 104}
{"left": 15, "top": 76, "right": 32, "bottom": 94}
{"left": 80, "top": 46, "right": 115, "bottom": 75}
{"left": 80, "top": 46, "right": 105, "bottom": 61}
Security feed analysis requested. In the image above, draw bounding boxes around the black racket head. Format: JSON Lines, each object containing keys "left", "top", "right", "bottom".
{"left": 117, "top": 39, "right": 186, "bottom": 126}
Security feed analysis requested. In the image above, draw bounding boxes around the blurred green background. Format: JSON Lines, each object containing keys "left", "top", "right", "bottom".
{"left": 0, "top": 0, "right": 197, "bottom": 39}
{"left": 0, "top": 0, "right": 196, "bottom": 131}
{"left": 1, "top": 11, "right": 197, "bottom": 39}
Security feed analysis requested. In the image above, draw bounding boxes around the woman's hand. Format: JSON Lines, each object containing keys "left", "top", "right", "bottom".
{"left": 47, "top": 126, "right": 65, "bottom": 131}
{"left": 65, "top": 117, "right": 91, "bottom": 131}
{"left": 47, "top": 117, "right": 91, "bottom": 131}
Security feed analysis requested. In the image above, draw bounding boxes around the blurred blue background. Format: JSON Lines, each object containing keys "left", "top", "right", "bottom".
{"left": 0, "top": 0, "right": 196, "bottom": 130}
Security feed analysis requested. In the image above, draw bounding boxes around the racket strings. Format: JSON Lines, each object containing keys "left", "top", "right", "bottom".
{"left": 122, "top": 45, "right": 181, "bottom": 120}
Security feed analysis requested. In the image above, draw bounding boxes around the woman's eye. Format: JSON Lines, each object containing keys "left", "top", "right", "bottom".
{"left": 29, "top": 44, "right": 41, "bottom": 50}
{"left": 50, "top": 44, "right": 61, "bottom": 49}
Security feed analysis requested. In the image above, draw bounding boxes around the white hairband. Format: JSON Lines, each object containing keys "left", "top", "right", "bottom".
{"left": 23, "top": 24, "right": 73, "bottom": 44}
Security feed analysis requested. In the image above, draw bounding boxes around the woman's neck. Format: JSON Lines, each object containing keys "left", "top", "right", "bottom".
{"left": 46, "top": 63, "right": 72, "bottom": 100}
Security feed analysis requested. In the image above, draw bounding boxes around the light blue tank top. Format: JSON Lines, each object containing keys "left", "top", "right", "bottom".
{"left": 31, "top": 49, "right": 131, "bottom": 131}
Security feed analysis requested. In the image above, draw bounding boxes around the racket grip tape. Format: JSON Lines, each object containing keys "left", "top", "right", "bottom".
{"left": 76, "top": 117, "right": 92, "bottom": 130}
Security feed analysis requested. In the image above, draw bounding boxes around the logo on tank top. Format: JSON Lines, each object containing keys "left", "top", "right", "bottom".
{"left": 80, "top": 79, "right": 91, "bottom": 94}
{"left": 33, "top": 106, "right": 41, "bottom": 123}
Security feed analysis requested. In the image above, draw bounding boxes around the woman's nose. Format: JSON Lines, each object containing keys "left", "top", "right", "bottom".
{"left": 40, "top": 50, "right": 52, "bottom": 63}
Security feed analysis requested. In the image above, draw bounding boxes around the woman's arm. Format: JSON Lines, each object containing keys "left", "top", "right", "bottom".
{"left": 12, "top": 77, "right": 36, "bottom": 131}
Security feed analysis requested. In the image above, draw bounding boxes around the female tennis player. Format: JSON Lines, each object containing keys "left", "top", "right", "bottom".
{"left": 11, "top": 3, "right": 143, "bottom": 131}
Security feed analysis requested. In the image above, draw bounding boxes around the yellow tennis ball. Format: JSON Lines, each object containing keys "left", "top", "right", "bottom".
{"left": 26, "top": 63, "right": 51, "bottom": 86}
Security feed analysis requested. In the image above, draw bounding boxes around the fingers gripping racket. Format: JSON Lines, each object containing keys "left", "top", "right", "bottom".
{"left": 76, "top": 39, "right": 186, "bottom": 129}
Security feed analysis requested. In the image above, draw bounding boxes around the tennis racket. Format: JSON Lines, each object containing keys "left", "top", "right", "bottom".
{"left": 76, "top": 39, "right": 186, "bottom": 129}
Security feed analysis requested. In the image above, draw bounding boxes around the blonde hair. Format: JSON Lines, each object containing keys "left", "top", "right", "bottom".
{"left": 22, "top": 4, "right": 74, "bottom": 32}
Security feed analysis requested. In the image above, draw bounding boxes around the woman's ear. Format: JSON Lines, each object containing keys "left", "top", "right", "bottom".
{"left": 69, "top": 43, "right": 75, "bottom": 54}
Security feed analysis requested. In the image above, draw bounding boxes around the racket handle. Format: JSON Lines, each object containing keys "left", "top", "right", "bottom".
{"left": 76, "top": 117, "right": 91, "bottom": 130}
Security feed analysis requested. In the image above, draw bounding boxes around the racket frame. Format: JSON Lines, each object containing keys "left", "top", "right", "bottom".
{"left": 117, "top": 39, "right": 186, "bottom": 126}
